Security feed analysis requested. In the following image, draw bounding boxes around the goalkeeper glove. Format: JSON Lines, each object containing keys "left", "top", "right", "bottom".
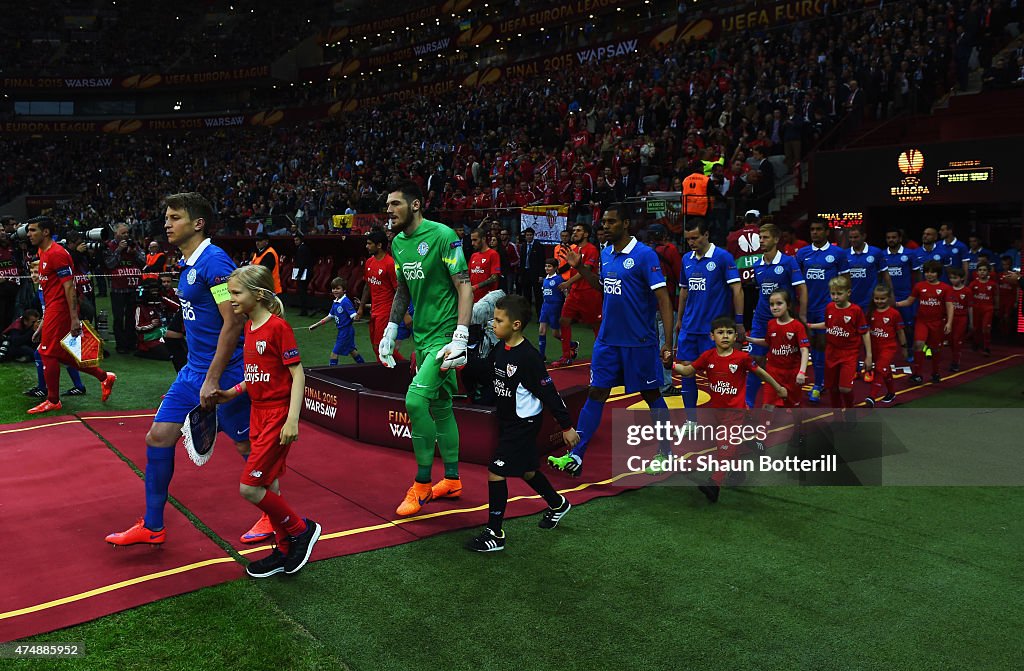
{"left": 435, "top": 325, "right": 469, "bottom": 371}
{"left": 378, "top": 322, "right": 399, "bottom": 368}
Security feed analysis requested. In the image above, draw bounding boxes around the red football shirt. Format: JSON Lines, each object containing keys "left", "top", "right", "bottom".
{"left": 824, "top": 302, "right": 867, "bottom": 357}
{"left": 691, "top": 347, "right": 759, "bottom": 409}
{"left": 365, "top": 253, "right": 398, "bottom": 317}
{"left": 470, "top": 248, "right": 501, "bottom": 302}
{"left": 764, "top": 318, "right": 809, "bottom": 370}
{"left": 968, "top": 278, "right": 996, "bottom": 309}
{"left": 911, "top": 281, "right": 952, "bottom": 323}
{"left": 38, "top": 242, "right": 75, "bottom": 318}
{"left": 568, "top": 242, "right": 601, "bottom": 298}
{"left": 244, "top": 314, "right": 301, "bottom": 406}
{"left": 869, "top": 307, "right": 904, "bottom": 348}
{"left": 948, "top": 285, "right": 970, "bottom": 317}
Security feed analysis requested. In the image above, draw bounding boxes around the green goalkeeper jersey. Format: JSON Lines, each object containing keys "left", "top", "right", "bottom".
{"left": 391, "top": 219, "right": 468, "bottom": 352}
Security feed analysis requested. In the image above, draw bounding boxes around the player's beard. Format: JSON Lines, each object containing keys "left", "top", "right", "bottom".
{"left": 390, "top": 211, "right": 412, "bottom": 233}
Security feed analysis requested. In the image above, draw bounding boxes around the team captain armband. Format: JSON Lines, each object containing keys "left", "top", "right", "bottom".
{"left": 56, "top": 266, "right": 73, "bottom": 278}
{"left": 210, "top": 282, "right": 230, "bottom": 303}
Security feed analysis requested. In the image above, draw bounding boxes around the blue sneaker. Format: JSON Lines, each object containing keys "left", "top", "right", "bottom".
{"left": 808, "top": 387, "right": 822, "bottom": 403}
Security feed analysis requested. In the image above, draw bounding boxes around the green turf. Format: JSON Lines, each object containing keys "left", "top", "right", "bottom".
{"left": 2, "top": 298, "right": 1023, "bottom": 670}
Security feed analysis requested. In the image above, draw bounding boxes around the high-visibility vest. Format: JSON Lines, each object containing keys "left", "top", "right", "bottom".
{"left": 681, "top": 173, "right": 711, "bottom": 217}
{"left": 252, "top": 246, "right": 283, "bottom": 294}
{"left": 143, "top": 252, "right": 166, "bottom": 280}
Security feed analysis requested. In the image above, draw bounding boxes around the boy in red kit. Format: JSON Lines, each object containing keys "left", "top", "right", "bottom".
{"left": 213, "top": 265, "right": 321, "bottom": 578}
{"left": 864, "top": 285, "right": 905, "bottom": 406}
{"left": 807, "top": 275, "right": 871, "bottom": 412}
{"left": 671, "top": 317, "right": 788, "bottom": 503}
{"left": 945, "top": 267, "right": 971, "bottom": 372}
{"left": 968, "top": 262, "right": 998, "bottom": 354}
{"left": 24, "top": 216, "right": 116, "bottom": 414}
{"left": 895, "top": 260, "right": 954, "bottom": 384}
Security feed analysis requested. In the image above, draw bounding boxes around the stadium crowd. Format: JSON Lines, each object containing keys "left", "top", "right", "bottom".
{"left": 5, "top": 0, "right": 1022, "bottom": 231}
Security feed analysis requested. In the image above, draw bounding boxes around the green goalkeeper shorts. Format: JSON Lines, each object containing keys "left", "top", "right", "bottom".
{"left": 408, "top": 346, "right": 459, "bottom": 400}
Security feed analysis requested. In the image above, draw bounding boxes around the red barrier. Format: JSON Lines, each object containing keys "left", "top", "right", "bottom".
{"left": 301, "top": 363, "right": 587, "bottom": 465}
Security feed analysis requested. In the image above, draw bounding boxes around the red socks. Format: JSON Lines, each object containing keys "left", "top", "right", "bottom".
{"left": 256, "top": 490, "right": 306, "bottom": 538}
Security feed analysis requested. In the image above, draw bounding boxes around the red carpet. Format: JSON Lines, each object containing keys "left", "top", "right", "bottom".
{"left": 0, "top": 416, "right": 240, "bottom": 643}
{"left": 1, "top": 348, "right": 1018, "bottom": 641}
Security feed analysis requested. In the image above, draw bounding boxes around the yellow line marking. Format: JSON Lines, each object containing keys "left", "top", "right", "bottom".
{"left": 0, "top": 556, "right": 238, "bottom": 620}
{"left": 0, "top": 419, "right": 82, "bottom": 435}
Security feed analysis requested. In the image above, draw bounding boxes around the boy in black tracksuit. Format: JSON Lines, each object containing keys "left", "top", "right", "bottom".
{"left": 465, "top": 294, "right": 581, "bottom": 553}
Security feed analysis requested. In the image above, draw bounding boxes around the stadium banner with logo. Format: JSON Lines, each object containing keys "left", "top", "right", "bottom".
{"left": 2, "top": 66, "right": 272, "bottom": 91}
{"left": 815, "top": 137, "right": 1024, "bottom": 210}
{"left": 521, "top": 205, "right": 568, "bottom": 245}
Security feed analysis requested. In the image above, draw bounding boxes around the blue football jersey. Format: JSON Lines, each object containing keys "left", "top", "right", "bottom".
{"left": 177, "top": 239, "right": 244, "bottom": 371}
{"left": 796, "top": 243, "right": 850, "bottom": 317}
{"left": 679, "top": 243, "right": 740, "bottom": 335}
{"left": 937, "top": 237, "right": 970, "bottom": 272}
{"left": 542, "top": 275, "right": 564, "bottom": 306}
{"left": 846, "top": 245, "right": 887, "bottom": 309}
{"left": 596, "top": 238, "right": 666, "bottom": 347}
{"left": 883, "top": 246, "right": 922, "bottom": 301}
{"left": 330, "top": 296, "right": 357, "bottom": 332}
{"left": 752, "top": 251, "right": 805, "bottom": 326}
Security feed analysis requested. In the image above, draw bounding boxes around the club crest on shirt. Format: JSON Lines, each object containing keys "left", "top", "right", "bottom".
{"left": 187, "top": 268, "right": 197, "bottom": 285}
{"left": 786, "top": 332, "right": 794, "bottom": 339}
{"left": 708, "top": 363, "right": 715, "bottom": 369}
{"left": 417, "top": 242, "right": 429, "bottom": 256}
{"left": 867, "top": 256, "right": 874, "bottom": 263}
{"left": 623, "top": 258, "right": 635, "bottom": 269}
{"left": 506, "top": 364, "right": 517, "bottom": 377}
{"left": 41, "top": 262, "right": 48, "bottom": 270}
{"left": 728, "top": 363, "right": 738, "bottom": 373}
{"left": 256, "top": 340, "right": 267, "bottom": 355}
{"left": 901, "top": 255, "right": 908, "bottom": 262}
{"left": 706, "top": 261, "right": 717, "bottom": 271}
{"left": 883, "top": 317, "right": 890, "bottom": 324}
{"left": 774, "top": 265, "right": 784, "bottom": 275}
{"left": 843, "top": 315, "right": 851, "bottom": 323}
{"left": 826, "top": 255, "right": 835, "bottom": 263}
{"left": 378, "top": 268, "right": 383, "bottom": 275}
{"left": 936, "top": 289, "right": 943, "bottom": 295}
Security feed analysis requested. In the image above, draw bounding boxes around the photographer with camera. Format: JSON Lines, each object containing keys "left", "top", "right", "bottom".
{"left": 104, "top": 223, "right": 145, "bottom": 353}
{"left": 65, "top": 231, "right": 99, "bottom": 324}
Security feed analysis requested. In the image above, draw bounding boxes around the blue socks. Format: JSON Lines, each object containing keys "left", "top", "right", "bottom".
{"left": 811, "top": 348, "right": 825, "bottom": 390}
{"left": 66, "top": 366, "right": 84, "bottom": 390}
{"left": 353, "top": 354, "right": 365, "bottom": 364}
{"left": 570, "top": 398, "right": 606, "bottom": 459}
{"left": 538, "top": 334, "right": 547, "bottom": 358}
{"left": 144, "top": 445, "right": 175, "bottom": 531}
{"left": 329, "top": 359, "right": 338, "bottom": 366}
{"left": 745, "top": 372, "right": 762, "bottom": 408}
{"left": 648, "top": 395, "right": 671, "bottom": 456}
{"left": 34, "top": 351, "right": 45, "bottom": 389}
{"left": 680, "top": 376, "right": 698, "bottom": 422}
